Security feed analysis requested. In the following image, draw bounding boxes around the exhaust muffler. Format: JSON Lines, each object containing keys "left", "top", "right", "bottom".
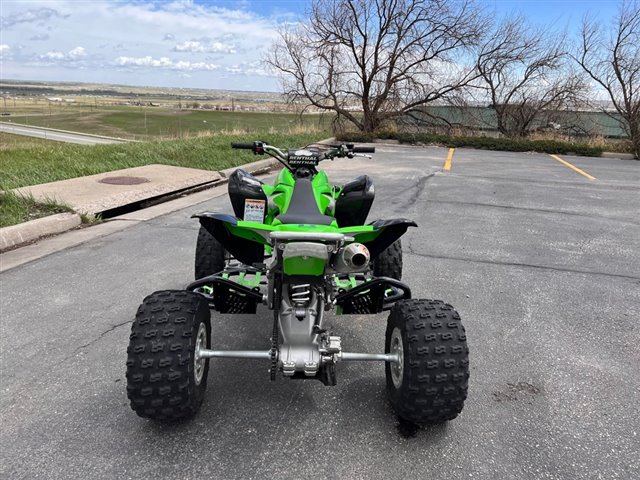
{"left": 333, "top": 243, "right": 370, "bottom": 273}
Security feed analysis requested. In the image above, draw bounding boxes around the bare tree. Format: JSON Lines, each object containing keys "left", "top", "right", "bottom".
{"left": 267, "top": 0, "right": 486, "bottom": 133}
{"left": 475, "top": 15, "right": 586, "bottom": 138}
{"left": 577, "top": 0, "right": 640, "bottom": 158}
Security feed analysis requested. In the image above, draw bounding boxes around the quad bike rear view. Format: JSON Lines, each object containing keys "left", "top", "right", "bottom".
{"left": 126, "top": 141, "right": 469, "bottom": 426}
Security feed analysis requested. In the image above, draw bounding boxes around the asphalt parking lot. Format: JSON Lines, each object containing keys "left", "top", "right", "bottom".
{"left": 1, "top": 145, "right": 639, "bottom": 479}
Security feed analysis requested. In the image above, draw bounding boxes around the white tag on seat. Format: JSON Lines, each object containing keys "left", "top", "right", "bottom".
{"left": 243, "top": 199, "right": 266, "bottom": 222}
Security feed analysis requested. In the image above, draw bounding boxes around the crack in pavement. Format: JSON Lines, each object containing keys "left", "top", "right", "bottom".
{"left": 1, "top": 320, "right": 133, "bottom": 415}
{"left": 76, "top": 320, "right": 133, "bottom": 351}
{"left": 396, "top": 173, "right": 437, "bottom": 212}
{"left": 405, "top": 243, "right": 640, "bottom": 282}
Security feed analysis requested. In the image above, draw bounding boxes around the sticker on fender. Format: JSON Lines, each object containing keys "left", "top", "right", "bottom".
{"left": 244, "top": 199, "right": 266, "bottom": 222}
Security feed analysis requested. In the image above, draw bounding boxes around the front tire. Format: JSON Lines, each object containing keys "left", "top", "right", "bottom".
{"left": 195, "top": 225, "right": 226, "bottom": 279}
{"left": 385, "top": 299, "right": 469, "bottom": 425}
{"left": 126, "top": 290, "right": 211, "bottom": 422}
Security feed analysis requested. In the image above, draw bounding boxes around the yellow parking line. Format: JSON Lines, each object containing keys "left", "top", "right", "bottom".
{"left": 549, "top": 154, "right": 596, "bottom": 181}
{"left": 444, "top": 148, "right": 454, "bottom": 171}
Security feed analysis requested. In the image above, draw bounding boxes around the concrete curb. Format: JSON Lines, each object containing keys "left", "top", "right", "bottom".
{"left": 602, "top": 151, "right": 636, "bottom": 160}
{"left": 0, "top": 212, "right": 81, "bottom": 252}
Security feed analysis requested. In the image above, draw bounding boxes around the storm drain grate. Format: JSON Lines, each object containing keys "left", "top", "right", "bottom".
{"left": 99, "top": 176, "right": 149, "bottom": 185}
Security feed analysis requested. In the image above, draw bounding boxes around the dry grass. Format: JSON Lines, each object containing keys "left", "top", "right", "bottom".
{"left": 528, "top": 131, "right": 633, "bottom": 153}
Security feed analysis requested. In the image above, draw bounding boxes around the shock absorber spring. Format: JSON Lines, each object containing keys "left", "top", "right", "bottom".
{"left": 290, "top": 284, "right": 311, "bottom": 307}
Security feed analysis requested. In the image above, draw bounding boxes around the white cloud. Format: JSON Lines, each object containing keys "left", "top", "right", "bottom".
{"left": 40, "top": 46, "right": 86, "bottom": 61}
{"left": 225, "top": 60, "right": 274, "bottom": 77}
{"left": 174, "top": 41, "right": 203, "bottom": 52}
{"left": 0, "top": 44, "right": 11, "bottom": 61}
{"left": 174, "top": 40, "right": 236, "bottom": 54}
{"left": 42, "top": 51, "right": 65, "bottom": 60}
{"left": 115, "top": 56, "right": 219, "bottom": 71}
{"left": 163, "top": 33, "right": 175, "bottom": 41}
{"left": 115, "top": 56, "right": 172, "bottom": 67}
{"left": 68, "top": 46, "right": 86, "bottom": 58}
{"left": 1, "top": 7, "right": 67, "bottom": 28}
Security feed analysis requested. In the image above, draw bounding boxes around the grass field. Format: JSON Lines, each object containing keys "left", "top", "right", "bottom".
{"left": 1, "top": 105, "right": 331, "bottom": 140}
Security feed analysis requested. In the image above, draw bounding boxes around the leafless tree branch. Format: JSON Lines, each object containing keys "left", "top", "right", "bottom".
{"left": 266, "top": 0, "right": 487, "bottom": 133}
{"left": 575, "top": 0, "right": 640, "bottom": 158}
{"left": 474, "top": 14, "right": 587, "bottom": 138}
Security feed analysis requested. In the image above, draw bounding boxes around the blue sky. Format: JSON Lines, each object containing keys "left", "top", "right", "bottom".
{"left": 0, "top": 0, "right": 620, "bottom": 92}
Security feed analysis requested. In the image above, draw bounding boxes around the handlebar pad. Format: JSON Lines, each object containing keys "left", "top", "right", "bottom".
{"left": 353, "top": 146, "right": 375, "bottom": 153}
{"left": 231, "top": 143, "right": 255, "bottom": 149}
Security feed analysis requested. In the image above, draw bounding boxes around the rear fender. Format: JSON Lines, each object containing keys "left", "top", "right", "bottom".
{"left": 339, "top": 219, "right": 417, "bottom": 258}
{"left": 193, "top": 213, "right": 269, "bottom": 267}
{"left": 194, "top": 213, "right": 416, "bottom": 265}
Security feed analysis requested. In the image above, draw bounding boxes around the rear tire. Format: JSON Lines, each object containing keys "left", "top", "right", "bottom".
{"left": 126, "top": 290, "right": 211, "bottom": 422}
{"left": 385, "top": 299, "right": 469, "bottom": 425}
{"left": 195, "top": 225, "right": 226, "bottom": 279}
{"left": 373, "top": 240, "right": 402, "bottom": 280}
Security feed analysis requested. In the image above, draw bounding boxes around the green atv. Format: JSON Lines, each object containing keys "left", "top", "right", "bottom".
{"left": 126, "top": 141, "right": 469, "bottom": 426}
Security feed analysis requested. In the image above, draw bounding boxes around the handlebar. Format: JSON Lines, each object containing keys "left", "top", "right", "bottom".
{"left": 230, "top": 140, "right": 374, "bottom": 171}
{"left": 327, "top": 143, "right": 376, "bottom": 154}
{"left": 231, "top": 143, "right": 255, "bottom": 150}
{"left": 353, "top": 146, "right": 375, "bottom": 153}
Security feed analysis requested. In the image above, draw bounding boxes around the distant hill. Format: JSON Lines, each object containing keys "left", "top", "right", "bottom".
{"left": 0, "top": 79, "right": 286, "bottom": 104}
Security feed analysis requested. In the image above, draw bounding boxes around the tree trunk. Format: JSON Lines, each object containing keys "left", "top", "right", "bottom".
{"left": 362, "top": 113, "right": 380, "bottom": 134}
{"left": 630, "top": 123, "right": 640, "bottom": 159}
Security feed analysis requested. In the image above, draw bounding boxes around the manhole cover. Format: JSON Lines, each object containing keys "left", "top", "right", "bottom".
{"left": 99, "top": 176, "right": 149, "bottom": 185}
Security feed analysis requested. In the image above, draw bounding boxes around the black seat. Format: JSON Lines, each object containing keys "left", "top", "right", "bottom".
{"left": 276, "top": 178, "right": 333, "bottom": 225}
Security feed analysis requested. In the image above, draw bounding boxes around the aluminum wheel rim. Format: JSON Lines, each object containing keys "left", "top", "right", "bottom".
{"left": 194, "top": 322, "right": 207, "bottom": 385}
{"left": 390, "top": 327, "right": 404, "bottom": 389}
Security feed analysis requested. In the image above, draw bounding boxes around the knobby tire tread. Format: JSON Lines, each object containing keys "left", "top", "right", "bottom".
{"left": 126, "top": 290, "right": 210, "bottom": 422}
{"left": 386, "top": 299, "right": 469, "bottom": 425}
{"left": 373, "top": 240, "right": 403, "bottom": 280}
{"left": 195, "top": 226, "right": 225, "bottom": 280}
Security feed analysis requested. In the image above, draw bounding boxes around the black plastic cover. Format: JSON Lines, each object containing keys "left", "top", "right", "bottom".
{"left": 228, "top": 169, "right": 267, "bottom": 221}
{"left": 364, "top": 218, "right": 417, "bottom": 258}
{"left": 334, "top": 175, "right": 375, "bottom": 227}
{"left": 336, "top": 277, "right": 411, "bottom": 314}
{"left": 194, "top": 213, "right": 264, "bottom": 267}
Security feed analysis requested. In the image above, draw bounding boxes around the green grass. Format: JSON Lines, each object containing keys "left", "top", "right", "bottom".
{"left": 0, "top": 132, "right": 58, "bottom": 149}
{"left": 0, "top": 131, "right": 330, "bottom": 190}
{"left": 0, "top": 190, "right": 73, "bottom": 228}
{"left": 2, "top": 107, "right": 332, "bottom": 140}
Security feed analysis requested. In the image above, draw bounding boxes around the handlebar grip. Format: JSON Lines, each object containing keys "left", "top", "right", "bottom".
{"left": 231, "top": 143, "right": 255, "bottom": 149}
{"left": 353, "top": 146, "right": 375, "bottom": 153}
